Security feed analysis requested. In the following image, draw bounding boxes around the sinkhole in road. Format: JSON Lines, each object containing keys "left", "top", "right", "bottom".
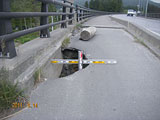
{"left": 59, "top": 47, "right": 89, "bottom": 77}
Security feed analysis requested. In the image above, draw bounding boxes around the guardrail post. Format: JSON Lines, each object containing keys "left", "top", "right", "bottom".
{"left": 40, "top": 2, "right": 50, "bottom": 38}
{"left": 83, "top": 10, "right": 88, "bottom": 19}
{"left": 88, "top": 11, "right": 91, "bottom": 18}
{"left": 61, "top": 0, "right": 67, "bottom": 28}
{"left": 76, "top": 5, "right": 79, "bottom": 22}
{"left": 86, "top": 10, "right": 89, "bottom": 19}
{"left": 82, "top": 10, "right": 85, "bottom": 20}
{"left": 68, "top": 3, "right": 73, "bottom": 25}
{"left": 0, "top": 0, "right": 17, "bottom": 58}
{"left": 80, "top": 9, "right": 82, "bottom": 21}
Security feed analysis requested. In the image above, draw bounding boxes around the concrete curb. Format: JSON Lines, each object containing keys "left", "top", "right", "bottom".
{"left": 110, "top": 16, "right": 160, "bottom": 60}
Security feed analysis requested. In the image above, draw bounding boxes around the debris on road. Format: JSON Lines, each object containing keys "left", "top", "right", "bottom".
{"left": 80, "top": 27, "right": 96, "bottom": 41}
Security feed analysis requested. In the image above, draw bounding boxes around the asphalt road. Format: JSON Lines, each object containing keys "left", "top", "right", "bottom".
{"left": 9, "top": 16, "right": 160, "bottom": 120}
{"left": 112, "top": 14, "right": 160, "bottom": 35}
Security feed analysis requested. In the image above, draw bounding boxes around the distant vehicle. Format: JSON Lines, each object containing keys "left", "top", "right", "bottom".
{"left": 137, "top": 11, "right": 141, "bottom": 14}
{"left": 127, "top": 9, "right": 136, "bottom": 16}
{"left": 137, "top": 11, "right": 141, "bottom": 16}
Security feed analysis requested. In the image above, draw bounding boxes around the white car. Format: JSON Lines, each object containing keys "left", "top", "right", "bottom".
{"left": 127, "top": 9, "right": 136, "bottom": 16}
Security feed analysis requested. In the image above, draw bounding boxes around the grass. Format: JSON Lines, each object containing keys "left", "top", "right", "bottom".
{"left": 0, "top": 80, "right": 24, "bottom": 111}
{"left": 62, "top": 38, "right": 70, "bottom": 48}
{"left": 15, "top": 32, "right": 39, "bottom": 44}
{"left": 134, "top": 37, "right": 148, "bottom": 48}
{"left": 49, "top": 25, "right": 58, "bottom": 32}
{"left": 0, "top": 68, "right": 25, "bottom": 111}
{"left": 33, "top": 69, "right": 42, "bottom": 86}
{"left": 15, "top": 26, "right": 58, "bottom": 45}
{"left": 75, "top": 24, "right": 82, "bottom": 29}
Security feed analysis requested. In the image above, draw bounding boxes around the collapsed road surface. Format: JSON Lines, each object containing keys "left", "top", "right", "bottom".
{"left": 9, "top": 15, "right": 160, "bottom": 120}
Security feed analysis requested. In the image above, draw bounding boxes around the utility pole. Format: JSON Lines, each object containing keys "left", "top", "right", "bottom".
{"left": 141, "top": 0, "right": 144, "bottom": 12}
{"left": 138, "top": 0, "right": 140, "bottom": 11}
{"left": 145, "top": 0, "right": 149, "bottom": 18}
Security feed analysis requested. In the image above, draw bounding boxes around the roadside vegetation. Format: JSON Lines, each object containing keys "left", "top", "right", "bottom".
{"left": 15, "top": 32, "right": 39, "bottom": 44}
{"left": 62, "top": 38, "right": 71, "bottom": 48}
{"left": 85, "top": 0, "right": 123, "bottom": 12}
{"left": 0, "top": 81, "right": 24, "bottom": 110}
{"left": 0, "top": 68, "right": 25, "bottom": 111}
{"left": 11, "top": 0, "right": 57, "bottom": 44}
{"left": 85, "top": 0, "right": 160, "bottom": 15}
{"left": 10, "top": 0, "right": 160, "bottom": 45}
{"left": 33, "top": 68, "right": 45, "bottom": 87}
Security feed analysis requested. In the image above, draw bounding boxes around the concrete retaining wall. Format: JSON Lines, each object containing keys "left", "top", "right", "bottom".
{"left": 110, "top": 16, "right": 160, "bottom": 59}
{"left": 0, "top": 25, "right": 75, "bottom": 95}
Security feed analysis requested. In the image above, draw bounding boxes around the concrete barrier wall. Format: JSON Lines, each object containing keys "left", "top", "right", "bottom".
{"left": 0, "top": 10, "right": 89, "bottom": 95}
{"left": 110, "top": 16, "right": 160, "bottom": 59}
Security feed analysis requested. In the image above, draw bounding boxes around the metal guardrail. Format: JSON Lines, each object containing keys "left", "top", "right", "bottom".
{"left": 0, "top": 0, "right": 107, "bottom": 59}
{"left": 147, "top": 13, "right": 160, "bottom": 19}
{"left": 138, "top": 13, "right": 160, "bottom": 19}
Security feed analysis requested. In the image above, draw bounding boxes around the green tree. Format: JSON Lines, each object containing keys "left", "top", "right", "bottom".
{"left": 11, "top": 0, "right": 42, "bottom": 30}
{"left": 89, "top": 0, "right": 94, "bottom": 9}
{"left": 94, "top": 0, "right": 100, "bottom": 10}
{"left": 148, "top": 3, "right": 160, "bottom": 13}
{"left": 89, "top": 0, "right": 123, "bottom": 12}
{"left": 10, "top": 0, "right": 56, "bottom": 31}
{"left": 85, "top": 1, "right": 89, "bottom": 8}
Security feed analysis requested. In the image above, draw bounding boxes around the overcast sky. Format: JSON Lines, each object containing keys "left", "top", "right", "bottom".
{"left": 150, "top": 0, "right": 160, "bottom": 3}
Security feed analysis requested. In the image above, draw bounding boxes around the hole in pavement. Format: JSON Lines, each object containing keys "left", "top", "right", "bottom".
{"left": 59, "top": 47, "right": 89, "bottom": 78}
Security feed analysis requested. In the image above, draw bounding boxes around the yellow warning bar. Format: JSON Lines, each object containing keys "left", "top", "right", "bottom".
{"left": 69, "top": 61, "right": 78, "bottom": 64}
{"left": 51, "top": 61, "right": 58, "bottom": 63}
{"left": 93, "top": 61, "right": 105, "bottom": 64}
